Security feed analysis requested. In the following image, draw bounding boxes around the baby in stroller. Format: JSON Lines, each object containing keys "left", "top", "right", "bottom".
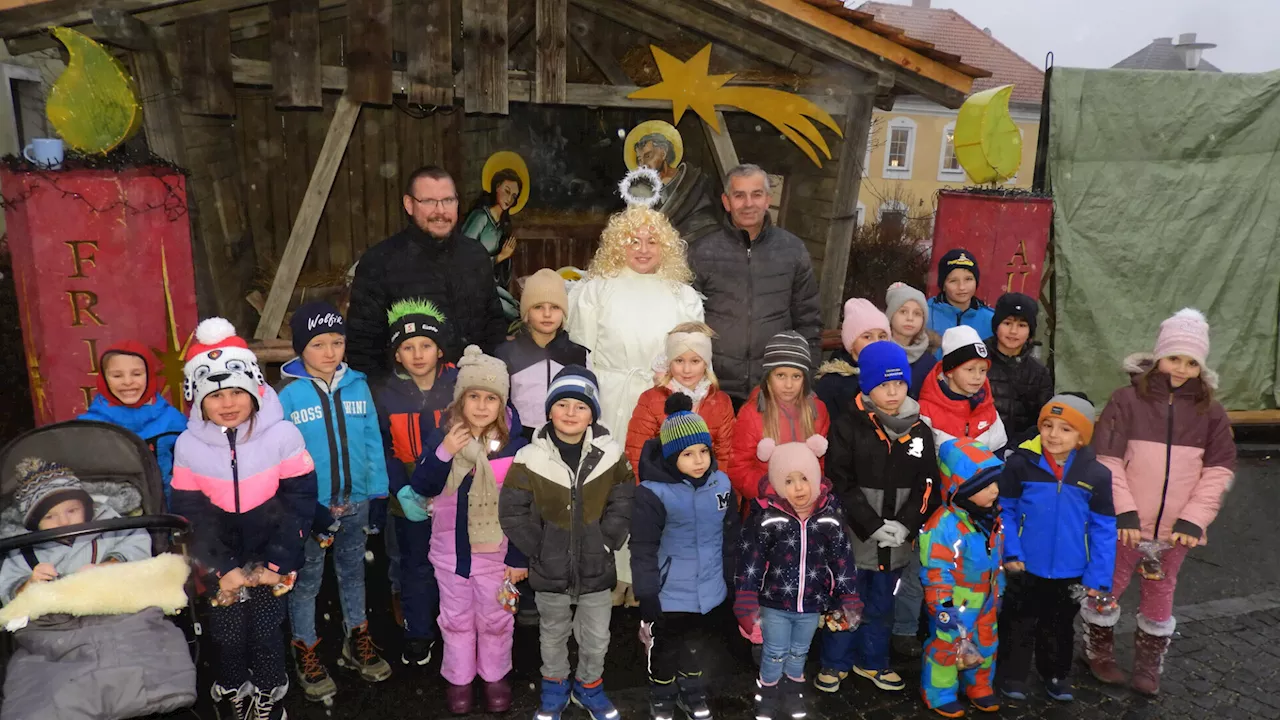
{"left": 0, "top": 450, "right": 197, "bottom": 720}
{"left": 0, "top": 457, "right": 150, "bottom": 601}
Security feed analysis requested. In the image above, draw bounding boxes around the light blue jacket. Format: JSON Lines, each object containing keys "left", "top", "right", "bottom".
{"left": 927, "top": 295, "right": 995, "bottom": 359}
{"left": 80, "top": 395, "right": 187, "bottom": 506}
{"left": 278, "top": 359, "right": 389, "bottom": 507}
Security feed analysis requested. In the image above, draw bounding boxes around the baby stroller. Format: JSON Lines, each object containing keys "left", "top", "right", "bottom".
{"left": 0, "top": 420, "right": 199, "bottom": 720}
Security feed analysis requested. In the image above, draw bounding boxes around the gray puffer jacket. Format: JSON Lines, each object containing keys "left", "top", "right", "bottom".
{"left": 689, "top": 216, "right": 822, "bottom": 402}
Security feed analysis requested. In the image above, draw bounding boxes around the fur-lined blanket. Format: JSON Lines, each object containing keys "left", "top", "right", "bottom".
{"left": 1, "top": 553, "right": 189, "bottom": 629}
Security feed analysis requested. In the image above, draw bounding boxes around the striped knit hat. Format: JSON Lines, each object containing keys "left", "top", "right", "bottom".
{"left": 761, "top": 331, "right": 813, "bottom": 374}
{"left": 659, "top": 393, "right": 713, "bottom": 459}
{"left": 14, "top": 457, "right": 94, "bottom": 531}
{"left": 546, "top": 365, "right": 602, "bottom": 422}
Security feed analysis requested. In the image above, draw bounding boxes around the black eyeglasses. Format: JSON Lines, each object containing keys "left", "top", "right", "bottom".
{"left": 410, "top": 196, "right": 459, "bottom": 210}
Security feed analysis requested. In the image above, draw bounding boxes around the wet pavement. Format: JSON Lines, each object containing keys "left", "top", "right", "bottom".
{"left": 185, "top": 455, "right": 1280, "bottom": 719}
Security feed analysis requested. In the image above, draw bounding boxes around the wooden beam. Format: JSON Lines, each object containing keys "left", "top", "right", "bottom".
{"left": 406, "top": 0, "right": 452, "bottom": 105}
{"left": 92, "top": 13, "right": 187, "bottom": 162}
{"left": 228, "top": 57, "right": 850, "bottom": 115}
{"left": 534, "top": 0, "right": 566, "bottom": 103}
{"left": 270, "top": 0, "right": 321, "bottom": 108}
{"left": 568, "top": 12, "right": 629, "bottom": 85}
{"left": 254, "top": 94, "right": 362, "bottom": 340}
{"left": 6, "top": 0, "right": 279, "bottom": 52}
{"left": 696, "top": 0, "right": 969, "bottom": 108}
{"left": 700, "top": 110, "right": 739, "bottom": 187}
{"left": 90, "top": 6, "right": 155, "bottom": 49}
{"left": 461, "top": 0, "right": 508, "bottom": 114}
{"left": 0, "top": 0, "right": 167, "bottom": 38}
{"left": 346, "top": 0, "right": 392, "bottom": 104}
{"left": 176, "top": 12, "right": 235, "bottom": 115}
{"left": 507, "top": 0, "right": 534, "bottom": 49}
{"left": 818, "top": 92, "right": 875, "bottom": 328}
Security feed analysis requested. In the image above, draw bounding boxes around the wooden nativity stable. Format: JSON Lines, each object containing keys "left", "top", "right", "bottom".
{"left": 0, "top": 0, "right": 988, "bottom": 359}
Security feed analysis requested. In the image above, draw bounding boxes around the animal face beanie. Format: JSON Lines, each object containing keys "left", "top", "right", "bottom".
{"left": 182, "top": 318, "right": 266, "bottom": 414}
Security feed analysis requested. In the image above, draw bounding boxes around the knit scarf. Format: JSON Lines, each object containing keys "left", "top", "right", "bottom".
{"left": 443, "top": 436, "right": 503, "bottom": 553}
{"left": 901, "top": 330, "right": 931, "bottom": 364}
{"left": 862, "top": 394, "right": 921, "bottom": 441}
{"left": 668, "top": 377, "right": 712, "bottom": 409}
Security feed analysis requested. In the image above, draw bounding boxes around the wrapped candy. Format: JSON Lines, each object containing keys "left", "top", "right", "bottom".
{"left": 822, "top": 608, "right": 859, "bottom": 633}
{"left": 1137, "top": 540, "right": 1173, "bottom": 581}
{"left": 497, "top": 579, "right": 520, "bottom": 615}
{"left": 955, "top": 633, "right": 984, "bottom": 670}
{"left": 1070, "top": 583, "right": 1119, "bottom": 615}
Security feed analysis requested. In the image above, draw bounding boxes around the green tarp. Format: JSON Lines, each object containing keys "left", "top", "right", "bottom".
{"left": 1048, "top": 66, "right": 1280, "bottom": 410}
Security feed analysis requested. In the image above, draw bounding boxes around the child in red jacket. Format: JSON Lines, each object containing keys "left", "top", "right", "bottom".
{"left": 626, "top": 322, "right": 735, "bottom": 474}
{"left": 919, "top": 326, "right": 1007, "bottom": 456}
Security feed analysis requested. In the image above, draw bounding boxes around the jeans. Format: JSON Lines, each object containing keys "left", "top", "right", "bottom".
{"left": 820, "top": 568, "right": 901, "bottom": 672}
{"left": 893, "top": 553, "right": 924, "bottom": 636}
{"left": 289, "top": 501, "right": 369, "bottom": 646}
{"left": 759, "top": 606, "right": 820, "bottom": 685}
{"left": 536, "top": 590, "right": 613, "bottom": 684}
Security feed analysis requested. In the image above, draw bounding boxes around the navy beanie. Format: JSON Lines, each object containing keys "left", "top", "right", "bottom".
{"left": 937, "top": 248, "right": 980, "bottom": 291}
{"left": 857, "top": 341, "right": 911, "bottom": 395}
{"left": 291, "top": 301, "right": 346, "bottom": 354}
{"left": 992, "top": 293, "right": 1039, "bottom": 339}
{"left": 546, "top": 365, "right": 602, "bottom": 423}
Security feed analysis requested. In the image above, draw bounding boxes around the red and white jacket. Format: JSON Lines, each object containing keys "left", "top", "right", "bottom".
{"left": 918, "top": 361, "right": 1008, "bottom": 457}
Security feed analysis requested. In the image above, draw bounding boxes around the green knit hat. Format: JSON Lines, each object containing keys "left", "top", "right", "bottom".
{"left": 660, "top": 394, "right": 713, "bottom": 459}
{"left": 387, "top": 298, "right": 447, "bottom": 350}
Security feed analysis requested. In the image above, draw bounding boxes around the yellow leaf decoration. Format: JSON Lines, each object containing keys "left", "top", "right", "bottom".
{"left": 629, "top": 44, "right": 842, "bottom": 167}
{"left": 953, "top": 84, "right": 1022, "bottom": 184}
{"left": 47, "top": 27, "right": 142, "bottom": 155}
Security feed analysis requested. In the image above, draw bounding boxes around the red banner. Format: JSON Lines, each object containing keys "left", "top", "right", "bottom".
{"left": 3, "top": 168, "right": 198, "bottom": 425}
{"left": 928, "top": 190, "right": 1053, "bottom": 307}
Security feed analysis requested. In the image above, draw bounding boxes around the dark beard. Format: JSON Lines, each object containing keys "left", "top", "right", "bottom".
{"left": 414, "top": 217, "right": 455, "bottom": 239}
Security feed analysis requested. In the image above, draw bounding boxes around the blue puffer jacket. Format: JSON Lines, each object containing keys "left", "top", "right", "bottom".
{"left": 631, "top": 439, "right": 739, "bottom": 614}
{"left": 278, "top": 360, "right": 389, "bottom": 507}
{"left": 998, "top": 438, "right": 1118, "bottom": 592}
{"left": 926, "top": 296, "right": 994, "bottom": 358}
{"left": 80, "top": 395, "right": 187, "bottom": 505}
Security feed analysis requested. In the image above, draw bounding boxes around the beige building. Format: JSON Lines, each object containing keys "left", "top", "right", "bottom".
{"left": 854, "top": 1, "right": 1045, "bottom": 226}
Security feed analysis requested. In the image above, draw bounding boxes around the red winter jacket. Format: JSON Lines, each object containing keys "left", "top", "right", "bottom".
{"left": 728, "top": 387, "right": 830, "bottom": 501}
{"left": 625, "top": 386, "right": 736, "bottom": 477}
{"left": 918, "top": 362, "right": 1008, "bottom": 461}
{"left": 1095, "top": 354, "right": 1235, "bottom": 543}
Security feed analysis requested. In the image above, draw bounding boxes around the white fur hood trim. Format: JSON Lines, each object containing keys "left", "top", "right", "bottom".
{"left": 1, "top": 553, "right": 189, "bottom": 630}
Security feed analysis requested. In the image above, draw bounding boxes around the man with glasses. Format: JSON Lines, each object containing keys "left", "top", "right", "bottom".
{"left": 347, "top": 166, "right": 508, "bottom": 376}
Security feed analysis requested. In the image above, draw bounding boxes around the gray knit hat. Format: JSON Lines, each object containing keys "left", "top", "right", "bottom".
{"left": 14, "top": 457, "right": 94, "bottom": 531}
{"left": 454, "top": 345, "right": 510, "bottom": 404}
{"left": 761, "top": 331, "right": 813, "bottom": 375}
{"left": 885, "top": 282, "right": 929, "bottom": 326}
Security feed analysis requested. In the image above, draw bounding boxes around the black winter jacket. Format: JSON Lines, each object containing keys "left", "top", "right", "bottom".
{"left": 827, "top": 395, "right": 939, "bottom": 571}
{"left": 689, "top": 216, "right": 822, "bottom": 403}
{"left": 983, "top": 338, "right": 1053, "bottom": 443}
{"left": 347, "top": 223, "right": 507, "bottom": 378}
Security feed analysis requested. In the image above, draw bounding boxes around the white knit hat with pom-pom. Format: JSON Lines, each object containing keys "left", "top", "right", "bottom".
{"left": 182, "top": 317, "right": 265, "bottom": 413}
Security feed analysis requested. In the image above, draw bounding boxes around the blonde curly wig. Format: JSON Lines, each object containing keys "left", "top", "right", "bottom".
{"left": 586, "top": 207, "right": 694, "bottom": 285}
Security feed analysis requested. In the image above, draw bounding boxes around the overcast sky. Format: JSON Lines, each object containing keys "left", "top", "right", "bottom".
{"left": 901, "top": 0, "right": 1279, "bottom": 73}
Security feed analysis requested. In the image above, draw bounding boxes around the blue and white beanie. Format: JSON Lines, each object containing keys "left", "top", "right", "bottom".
{"left": 545, "top": 365, "right": 602, "bottom": 423}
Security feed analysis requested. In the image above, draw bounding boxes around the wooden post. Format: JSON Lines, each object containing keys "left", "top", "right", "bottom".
{"left": 346, "top": 0, "right": 392, "bottom": 105}
{"left": 254, "top": 94, "right": 362, "bottom": 340}
{"left": 176, "top": 11, "right": 235, "bottom": 116}
{"left": 534, "top": 0, "right": 566, "bottom": 103}
{"left": 507, "top": 0, "right": 534, "bottom": 49}
{"left": 406, "top": 0, "right": 451, "bottom": 105}
{"left": 569, "top": 13, "right": 629, "bottom": 85}
{"left": 818, "top": 92, "right": 875, "bottom": 328}
{"left": 462, "top": 0, "right": 508, "bottom": 114}
{"left": 270, "top": 0, "right": 321, "bottom": 108}
{"left": 701, "top": 111, "right": 740, "bottom": 192}
{"left": 93, "top": 10, "right": 186, "bottom": 163}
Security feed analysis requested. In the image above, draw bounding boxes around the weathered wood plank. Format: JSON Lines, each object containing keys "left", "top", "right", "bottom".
{"left": 237, "top": 93, "right": 276, "bottom": 268}
{"left": 568, "top": 12, "right": 629, "bottom": 86}
{"left": 255, "top": 94, "right": 362, "bottom": 339}
{"left": 176, "top": 11, "right": 235, "bottom": 115}
{"left": 818, "top": 92, "right": 875, "bottom": 328}
{"left": 700, "top": 111, "right": 739, "bottom": 189}
{"left": 92, "top": 13, "right": 184, "bottom": 161}
{"left": 461, "top": 0, "right": 508, "bottom": 114}
{"left": 270, "top": 0, "right": 321, "bottom": 108}
{"left": 406, "top": 0, "right": 451, "bottom": 105}
{"left": 534, "top": 0, "right": 566, "bottom": 103}
{"left": 507, "top": 0, "right": 534, "bottom": 49}
{"left": 346, "top": 0, "right": 392, "bottom": 104}
{"left": 362, "top": 110, "right": 388, "bottom": 249}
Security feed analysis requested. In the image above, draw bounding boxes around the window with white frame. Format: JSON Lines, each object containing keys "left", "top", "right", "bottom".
{"left": 882, "top": 118, "right": 915, "bottom": 179}
{"left": 878, "top": 200, "right": 908, "bottom": 222}
{"left": 856, "top": 201, "right": 866, "bottom": 227}
{"left": 863, "top": 128, "right": 872, "bottom": 177}
{"left": 938, "top": 121, "right": 964, "bottom": 181}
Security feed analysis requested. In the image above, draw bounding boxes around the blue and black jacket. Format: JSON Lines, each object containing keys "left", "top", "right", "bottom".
{"left": 998, "top": 438, "right": 1117, "bottom": 591}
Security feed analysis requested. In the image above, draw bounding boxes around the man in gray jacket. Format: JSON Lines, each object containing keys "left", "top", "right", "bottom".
{"left": 688, "top": 164, "right": 823, "bottom": 406}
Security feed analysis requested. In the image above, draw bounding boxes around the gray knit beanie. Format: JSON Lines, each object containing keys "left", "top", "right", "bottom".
{"left": 761, "top": 331, "right": 813, "bottom": 375}
{"left": 14, "top": 457, "right": 94, "bottom": 531}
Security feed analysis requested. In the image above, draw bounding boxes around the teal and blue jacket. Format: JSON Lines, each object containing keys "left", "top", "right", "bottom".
{"left": 278, "top": 359, "right": 389, "bottom": 507}
{"left": 927, "top": 296, "right": 994, "bottom": 359}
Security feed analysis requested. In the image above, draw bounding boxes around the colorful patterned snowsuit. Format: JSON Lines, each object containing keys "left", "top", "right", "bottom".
{"left": 918, "top": 439, "right": 1005, "bottom": 710}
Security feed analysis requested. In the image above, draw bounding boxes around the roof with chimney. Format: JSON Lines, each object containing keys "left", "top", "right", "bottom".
{"left": 856, "top": 1, "right": 1045, "bottom": 105}
{"left": 1113, "top": 35, "right": 1222, "bottom": 72}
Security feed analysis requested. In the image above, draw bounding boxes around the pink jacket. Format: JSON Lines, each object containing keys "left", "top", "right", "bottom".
{"left": 1095, "top": 354, "right": 1235, "bottom": 543}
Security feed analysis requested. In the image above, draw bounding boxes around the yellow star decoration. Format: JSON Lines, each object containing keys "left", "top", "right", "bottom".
{"left": 628, "top": 44, "right": 843, "bottom": 167}
{"left": 152, "top": 246, "right": 194, "bottom": 414}
{"left": 19, "top": 273, "right": 51, "bottom": 422}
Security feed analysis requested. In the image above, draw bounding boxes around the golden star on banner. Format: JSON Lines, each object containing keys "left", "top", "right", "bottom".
{"left": 628, "top": 44, "right": 843, "bottom": 167}
{"left": 152, "top": 245, "right": 193, "bottom": 414}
